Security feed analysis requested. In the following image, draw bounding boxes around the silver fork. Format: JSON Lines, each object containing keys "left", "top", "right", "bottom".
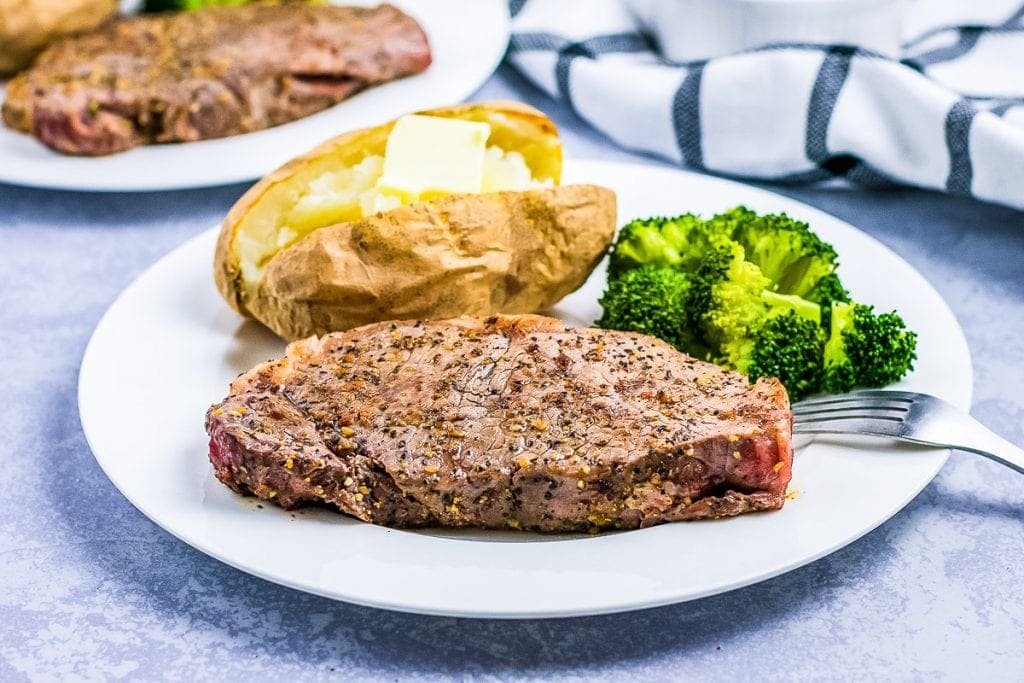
{"left": 793, "top": 390, "right": 1024, "bottom": 475}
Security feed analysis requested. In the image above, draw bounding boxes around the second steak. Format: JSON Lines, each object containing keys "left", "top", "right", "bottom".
{"left": 3, "top": 3, "right": 431, "bottom": 155}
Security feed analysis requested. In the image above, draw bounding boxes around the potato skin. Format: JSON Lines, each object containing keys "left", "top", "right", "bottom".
{"left": 214, "top": 101, "right": 563, "bottom": 320}
{"left": 252, "top": 184, "right": 616, "bottom": 340}
{"left": 0, "top": 0, "right": 118, "bottom": 75}
{"left": 215, "top": 101, "right": 617, "bottom": 340}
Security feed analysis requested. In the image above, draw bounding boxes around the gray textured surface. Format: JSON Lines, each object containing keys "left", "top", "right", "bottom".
{"left": 2, "top": 67, "right": 1023, "bottom": 681}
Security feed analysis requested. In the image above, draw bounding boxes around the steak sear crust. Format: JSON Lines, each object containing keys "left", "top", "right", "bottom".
{"left": 206, "top": 315, "right": 794, "bottom": 532}
{"left": 2, "top": 3, "right": 431, "bottom": 155}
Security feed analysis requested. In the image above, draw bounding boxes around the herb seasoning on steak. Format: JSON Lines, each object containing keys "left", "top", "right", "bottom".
{"left": 2, "top": 3, "right": 431, "bottom": 155}
{"left": 206, "top": 315, "right": 794, "bottom": 532}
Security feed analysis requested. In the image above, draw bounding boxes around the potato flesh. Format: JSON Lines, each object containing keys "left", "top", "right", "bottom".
{"left": 236, "top": 146, "right": 551, "bottom": 285}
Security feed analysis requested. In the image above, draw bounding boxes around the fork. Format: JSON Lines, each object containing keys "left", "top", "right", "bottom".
{"left": 792, "top": 390, "right": 1024, "bottom": 475}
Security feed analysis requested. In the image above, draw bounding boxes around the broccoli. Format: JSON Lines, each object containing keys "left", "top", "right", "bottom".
{"left": 688, "top": 238, "right": 772, "bottom": 369}
{"left": 761, "top": 290, "right": 821, "bottom": 324}
{"left": 804, "top": 272, "right": 851, "bottom": 308}
{"left": 805, "top": 272, "right": 851, "bottom": 329}
{"left": 823, "top": 302, "right": 918, "bottom": 393}
{"left": 596, "top": 207, "right": 917, "bottom": 399}
{"left": 713, "top": 207, "right": 840, "bottom": 298}
{"left": 607, "top": 214, "right": 714, "bottom": 275}
{"left": 681, "top": 240, "right": 826, "bottom": 400}
{"left": 597, "top": 266, "right": 697, "bottom": 349}
{"left": 747, "top": 312, "right": 826, "bottom": 401}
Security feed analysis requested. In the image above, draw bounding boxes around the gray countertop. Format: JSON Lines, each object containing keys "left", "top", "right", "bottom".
{"left": 2, "top": 67, "right": 1023, "bottom": 680}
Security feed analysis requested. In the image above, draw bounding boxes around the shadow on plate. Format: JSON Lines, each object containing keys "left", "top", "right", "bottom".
{"left": 223, "top": 319, "right": 286, "bottom": 376}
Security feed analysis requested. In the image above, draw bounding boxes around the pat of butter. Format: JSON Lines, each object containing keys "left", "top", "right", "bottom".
{"left": 377, "top": 115, "right": 491, "bottom": 198}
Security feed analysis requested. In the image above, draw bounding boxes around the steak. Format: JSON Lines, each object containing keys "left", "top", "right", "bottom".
{"left": 206, "top": 315, "right": 794, "bottom": 532}
{"left": 2, "top": 3, "right": 431, "bottom": 155}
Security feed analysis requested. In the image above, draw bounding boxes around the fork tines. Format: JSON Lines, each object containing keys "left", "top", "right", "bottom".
{"left": 792, "top": 391, "right": 914, "bottom": 423}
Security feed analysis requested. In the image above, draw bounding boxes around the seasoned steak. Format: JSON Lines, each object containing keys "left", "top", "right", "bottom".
{"left": 206, "top": 315, "right": 794, "bottom": 532}
{"left": 2, "top": 3, "right": 431, "bottom": 155}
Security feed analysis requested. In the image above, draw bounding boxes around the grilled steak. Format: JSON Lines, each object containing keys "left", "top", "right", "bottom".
{"left": 2, "top": 3, "right": 431, "bottom": 155}
{"left": 206, "top": 315, "right": 794, "bottom": 532}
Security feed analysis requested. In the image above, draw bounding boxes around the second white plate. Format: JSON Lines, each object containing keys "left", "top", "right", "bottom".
{"left": 78, "top": 160, "right": 973, "bottom": 618}
{"left": 0, "top": 0, "right": 509, "bottom": 191}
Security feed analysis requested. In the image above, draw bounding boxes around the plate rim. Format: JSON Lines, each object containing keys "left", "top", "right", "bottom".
{"left": 77, "top": 159, "right": 974, "bottom": 618}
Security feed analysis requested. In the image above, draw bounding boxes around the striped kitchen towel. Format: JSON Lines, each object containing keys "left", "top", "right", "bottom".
{"left": 505, "top": 0, "right": 1024, "bottom": 209}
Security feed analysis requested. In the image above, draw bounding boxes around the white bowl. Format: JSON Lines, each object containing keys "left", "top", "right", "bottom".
{"left": 625, "top": 0, "right": 907, "bottom": 62}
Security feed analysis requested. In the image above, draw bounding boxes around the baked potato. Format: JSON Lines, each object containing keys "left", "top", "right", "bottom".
{"left": 0, "top": 0, "right": 118, "bottom": 75}
{"left": 215, "top": 101, "right": 617, "bottom": 340}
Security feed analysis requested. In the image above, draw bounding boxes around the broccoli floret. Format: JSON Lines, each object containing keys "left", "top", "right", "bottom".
{"left": 805, "top": 272, "right": 851, "bottom": 331}
{"left": 688, "top": 239, "right": 772, "bottom": 369}
{"left": 597, "top": 266, "right": 698, "bottom": 349}
{"left": 607, "top": 217, "right": 681, "bottom": 275}
{"left": 607, "top": 214, "right": 714, "bottom": 275}
{"left": 805, "top": 272, "right": 851, "bottom": 308}
{"left": 750, "top": 293, "right": 826, "bottom": 401}
{"left": 748, "top": 312, "right": 826, "bottom": 401}
{"left": 688, "top": 243, "right": 826, "bottom": 396}
{"left": 714, "top": 207, "right": 839, "bottom": 299}
{"left": 823, "top": 302, "right": 918, "bottom": 393}
{"left": 823, "top": 302, "right": 860, "bottom": 393}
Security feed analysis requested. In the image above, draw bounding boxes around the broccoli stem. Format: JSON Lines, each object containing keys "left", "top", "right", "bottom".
{"left": 762, "top": 290, "right": 821, "bottom": 324}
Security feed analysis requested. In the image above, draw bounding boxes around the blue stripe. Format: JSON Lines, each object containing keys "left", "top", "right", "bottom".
{"left": 555, "top": 46, "right": 587, "bottom": 117}
{"left": 577, "top": 33, "right": 651, "bottom": 55}
{"left": 806, "top": 46, "right": 855, "bottom": 164}
{"left": 509, "top": 32, "right": 650, "bottom": 56}
{"left": 801, "top": 47, "right": 899, "bottom": 188}
{"left": 945, "top": 100, "right": 978, "bottom": 195}
{"left": 904, "top": 20, "right": 1021, "bottom": 49}
{"left": 672, "top": 66, "right": 704, "bottom": 169}
{"left": 991, "top": 101, "right": 1021, "bottom": 117}
{"left": 508, "top": 32, "right": 568, "bottom": 55}
{"left": 1003, "top": 3, "right": 1024, "bottom": 26}
{"left": 509, "top": 0, "right": 527, "bottom": 18}
{"left": 548, "top": 33, "right": 655, "bottom": 118}
{"left": 906, "top": 27, "right": 983, "bottom": 68}
{"left": 845, "top": 164, "right": 899, "bottom": 188}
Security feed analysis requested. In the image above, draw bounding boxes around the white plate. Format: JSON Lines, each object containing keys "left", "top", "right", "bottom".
{"left": 78, "top": 160, "right": 973, "bottom": 618}
{"left": 0, "top": 0, "right": 509, "bottom": 192}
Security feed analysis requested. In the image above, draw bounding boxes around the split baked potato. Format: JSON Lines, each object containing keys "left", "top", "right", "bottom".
{"left": 215, "top": 101, "right": 617, "bottom": 340}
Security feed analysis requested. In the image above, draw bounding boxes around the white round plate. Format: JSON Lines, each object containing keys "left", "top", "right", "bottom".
{"left": 78, "top": 160, "right": 972, "bottom": 618}
{"left": 0, "top": 0, "right": 509, "bottom": 192}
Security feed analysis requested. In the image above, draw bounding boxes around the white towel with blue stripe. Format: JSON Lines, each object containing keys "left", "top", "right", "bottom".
{"left": 505, "top": 0, "right": 1024, "bottom": 209}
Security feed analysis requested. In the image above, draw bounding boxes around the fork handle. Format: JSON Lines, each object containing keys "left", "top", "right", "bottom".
{"left": 961, "top": 427, "right": 1024, "bottom": 475}
{"left": 906, "top": 419, "right": 1024, "bottom": 475}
